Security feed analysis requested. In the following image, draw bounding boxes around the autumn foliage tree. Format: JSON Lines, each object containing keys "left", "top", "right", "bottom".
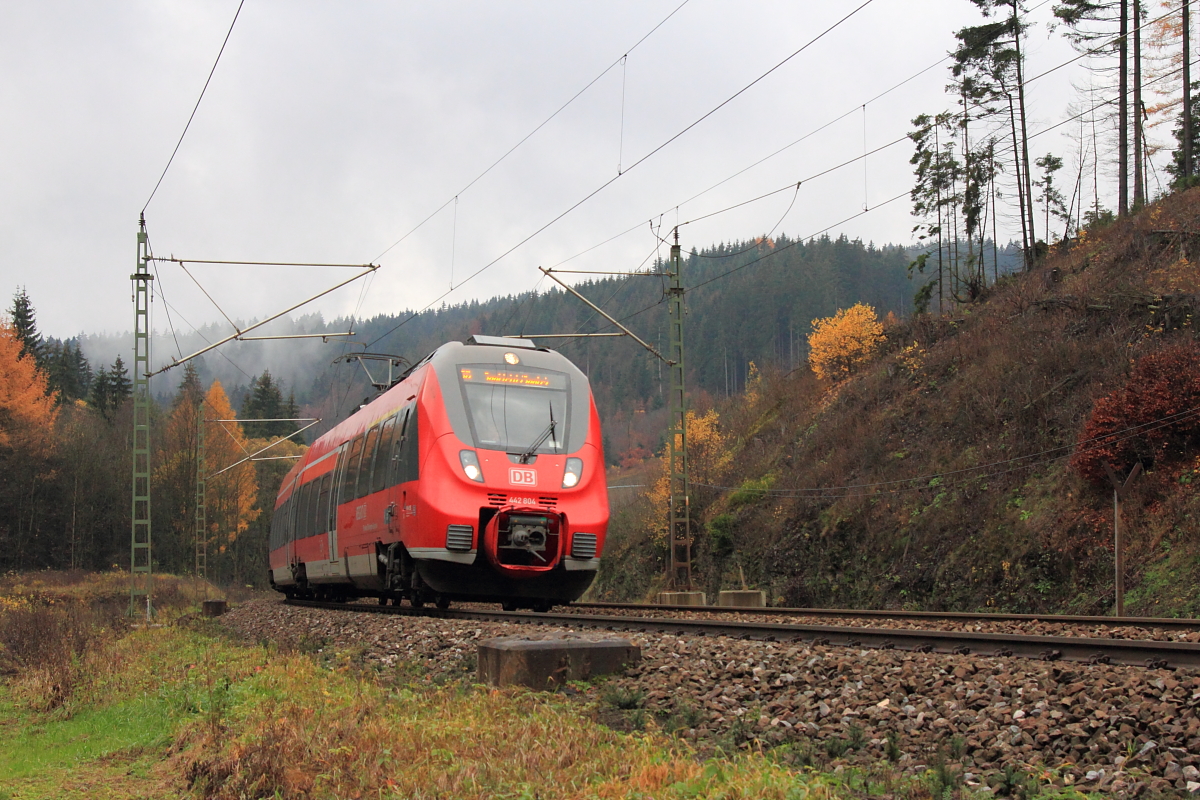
{"left": 1072, "top": 343, "right": 1200, "bottom": 487}
{"left": 153, "top": 364, "right": 205, "bottom": 572}
{"left": 0, "top": 321, "right": 59, "bottom": 568}
{"left": 644, "top": 409, "right": 731, "bottom": 546}
{"left": 202, "top": 381, "right": 259, "bottom": 569}
{"left": 806, "top": 303, "right": 885, "bottom": 381}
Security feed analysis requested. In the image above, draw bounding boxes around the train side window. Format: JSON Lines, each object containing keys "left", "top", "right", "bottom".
{"left": 357, "top": 425, "right": 381, "bottom": 499}
{"left": 402, "top": 404, "right": 419, "bottom": 483}
{"left": 371, "top": 416, "right": 397, "bottom": 494}
{"left": 298, "top": 481, "right": 312, "bottom": 539}
{"left": 328, "top": 449, "right": 343, "bottom": 531}
{"left": 341, "top": 435, "right": 364, "bottom": 505}
{"left": 282, "top": 496, "right": 291, "bottom": 544}
{"left": 387, "top": 407, "right": 408, "bottom": 487}
{"left": 302, "top": 482, "right": 316, "bottom": 537}
{"left": 316, "top": 473, "right": 331, "bottom": 534}
{"left": 311, "top": 480, "right": 322, "bottom": 537}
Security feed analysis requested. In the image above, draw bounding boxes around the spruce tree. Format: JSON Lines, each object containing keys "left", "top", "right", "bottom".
{"left": 241, "top": 371, "right": 294, "bottom": 438}
{"left": 109, "top": 355, "right": 132, "bottom": 405}
{"left": 175, "top": 362, "right": 203, "bottom": 409}
{"left": 1167, "top": 80, "right": 1200, "bottom": 187}
{"left": 72, "top": 344, "right": 91, "bottom": 398}
{"left": 90, "top": 366, "right": 111, "bottom": 416}
{"left": 9, "top": 287, "right": 42, "bottom": 364}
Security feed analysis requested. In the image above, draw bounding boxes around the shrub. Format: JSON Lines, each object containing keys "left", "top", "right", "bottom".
{"left": 0, "top": 602, "right": 105, "bottom": 710}
{"left": 707, "top": 514, "right": 735, "bottom": 557}
{"left": 807, "top": 303, "right": 885, "bottom": 381}
{"left": 1072, "top": 343, "right": 1200, "bottom": 486}
{"left": 729, "top": 474, "right": 776, "bottom": 508}
{"left": 600, "top": 683, "right": 645, "bottom": 710}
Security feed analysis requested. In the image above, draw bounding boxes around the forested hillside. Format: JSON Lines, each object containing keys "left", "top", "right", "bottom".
{"left": 3, "top": 230, "right": 964, "bottom": 580}
{"left": 76, "top": 233, "right": 999, "bottom": 462}
{"left": 597, "top": 188, "right": 1200, "bottom": 616}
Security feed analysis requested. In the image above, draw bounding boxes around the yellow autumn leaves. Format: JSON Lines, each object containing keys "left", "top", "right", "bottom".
{"left": 806, "top": 302, "right": 885, "bottom": 381}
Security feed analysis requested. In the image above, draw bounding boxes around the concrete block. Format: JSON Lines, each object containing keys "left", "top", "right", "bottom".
{"left": 478, "top": 633, "right": 640, "bottom": 690}
{"left": 718, "top": 590, "right": 767, "bottom": 608}
{"left": 202, "top": 599, "right": 227, "bottom": 617}
{"left": 656, "top": 591, "right": 707, "bottom": 606}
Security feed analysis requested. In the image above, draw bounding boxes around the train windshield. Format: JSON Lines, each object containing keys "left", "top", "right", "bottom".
{"left": 457, "top": 366, "right": 569, "bottom": 455}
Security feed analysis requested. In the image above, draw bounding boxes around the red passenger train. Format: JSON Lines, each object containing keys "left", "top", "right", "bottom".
{"left": 268, "top": 336, "right": 609, "bottom": 610}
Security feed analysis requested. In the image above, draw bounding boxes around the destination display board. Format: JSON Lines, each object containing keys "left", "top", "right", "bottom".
{"left": 458, "top": 367, "right": 567, "bottom": 390}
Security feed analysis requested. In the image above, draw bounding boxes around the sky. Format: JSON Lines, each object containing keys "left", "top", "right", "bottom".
{"left": 0, "top": 0, "right": 1182, "bottom": 345}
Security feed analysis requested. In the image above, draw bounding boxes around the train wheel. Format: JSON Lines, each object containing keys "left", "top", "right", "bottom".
{"left": 501, "top": 600, "right": 518, "bottom": 612}
{"left": 378, "top": 596, "right": 388, "bottom": 606}
{"left": 435, "top": 595, "right": 451, "bottom": 610}
{"left": 532, "top": 599, "right": 552, "bottom": 613}
{"left": 410, "top": 594, "right": 425, "bottom": 609}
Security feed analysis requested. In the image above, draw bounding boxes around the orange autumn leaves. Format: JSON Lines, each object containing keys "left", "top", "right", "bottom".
{"left": 0, "top": 322, "right": 57, "bottom": 455}
{"left": 807, "top": 303, "right": 885, "bottom": 381}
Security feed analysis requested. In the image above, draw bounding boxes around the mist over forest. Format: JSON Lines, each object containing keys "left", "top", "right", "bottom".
{"left": 76, "top": 233, "right": 1022, "bottom": 461}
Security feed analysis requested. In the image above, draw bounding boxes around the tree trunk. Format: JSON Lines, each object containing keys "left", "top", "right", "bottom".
{"left": 1012, "top": 1, "right": 1037, "bottom": 262}
{"left": 1007, "top": 93, "right": 1032, "bottom": 269}
{"left": 1186, "top": 0, "right": 1193, "bottom": 180}
{"left": 1134, "top": 1, "right": 1144, "bottom": 207}
{"left": 1119, "top": 0, "right": 1129, "bottom": 215}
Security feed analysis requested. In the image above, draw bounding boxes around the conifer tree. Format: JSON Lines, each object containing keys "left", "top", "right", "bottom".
{"left": 109, "top": 355, "right": 132, "bottom": 406}
{"left": 9, "top": 287, "right": 42, "bottom": 365}
{"left": 1054, "top": 0, "right": 1133, "bottom": 214}
{"left": 241, "top": 371, "right": 296, "bottom": 438}
{"left": 1166, "top": 80, "right": 1200, "bottom": 186}
{"left": 175, "top": 362, "right": 203, "bottom": 409}
{"left": 90, "top": 366, "right": 111, "bottom": 417}
{"left": 954, "top": 5, "right": 1036, "bottom": 268}
{"left": 1034, "top": 154, "right": 1069, "bottom": 242}
{"left": 44, "top": 339, "right": 91, "bottom": 402}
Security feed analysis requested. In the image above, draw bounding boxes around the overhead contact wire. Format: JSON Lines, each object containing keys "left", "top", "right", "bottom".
{"left": 371, "top": 0, "right": 693, "bottom": 263}
{"left": 142, "top": 0, "right": 246, "bottom": 214}
{"left": 368, "top": 0, "right": 877, "bottom": 348}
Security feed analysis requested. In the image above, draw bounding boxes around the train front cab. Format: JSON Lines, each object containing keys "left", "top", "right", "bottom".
{"left": 404, "top": 338, "right": 608, "bottom": 607}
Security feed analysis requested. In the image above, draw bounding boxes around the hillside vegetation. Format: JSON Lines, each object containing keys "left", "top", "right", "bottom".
{"left": 598, "top": 188, "right": 1200, "bottom": 616}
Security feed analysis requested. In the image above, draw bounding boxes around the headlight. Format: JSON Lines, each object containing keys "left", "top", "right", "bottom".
{"left": 459, "top": 450, "right": 484, "bottom": 482}
{"left": 562, "top": 457, "right": 583, "bottom": 488}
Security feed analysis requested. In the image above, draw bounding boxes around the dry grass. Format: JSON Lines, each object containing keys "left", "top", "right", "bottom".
{"left": 0, "top": 570, "right": 251, "bottom": 712}
{"left": 172, "top": 648, "right": 852, "bottom": 800}
{"left": 1, "top": 571, "right": 1016, "bottom": 800}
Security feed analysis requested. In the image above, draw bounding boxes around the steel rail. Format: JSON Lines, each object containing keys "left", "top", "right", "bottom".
{"left": 567, "top": 601, "right": 1200, "bottom": 631}
{"left": 283, "top": 599, "right": 1200, "bottom": 670}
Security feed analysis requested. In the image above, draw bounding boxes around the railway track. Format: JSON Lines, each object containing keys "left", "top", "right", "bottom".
{"left": 284, "top": 598, "right": 1200, "bottom": 670}
{"left": 570, "top": 601, "right": 1200, "bottom": 630}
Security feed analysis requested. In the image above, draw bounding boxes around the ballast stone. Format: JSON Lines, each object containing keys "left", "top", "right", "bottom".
{"left": 478, "top": 633, "right": 640, "bottom": 689}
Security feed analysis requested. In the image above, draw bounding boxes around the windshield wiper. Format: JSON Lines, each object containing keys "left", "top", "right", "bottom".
{"left": 517, "top": 403, "right": 557, "bottom": 464}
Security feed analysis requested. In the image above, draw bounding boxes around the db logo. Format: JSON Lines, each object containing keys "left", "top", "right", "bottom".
{"left": 509, "top": 468, "right": 537, "bottom": 487}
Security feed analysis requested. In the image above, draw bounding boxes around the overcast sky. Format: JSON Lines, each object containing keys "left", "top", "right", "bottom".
{"left": 0, "top": 0, "right": 1170, "bottom": 344}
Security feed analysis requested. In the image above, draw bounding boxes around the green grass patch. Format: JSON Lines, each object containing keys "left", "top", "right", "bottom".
{"left": 0, "top": 689, "right": 172, "bottom": 779}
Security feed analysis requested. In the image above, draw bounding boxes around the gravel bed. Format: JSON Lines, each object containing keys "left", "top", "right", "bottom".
{"left": 222, "top": 599, "right": 1200, "bottom": 797}
{"left": 555, "top": 605, "right": 1200, "bottom": 643}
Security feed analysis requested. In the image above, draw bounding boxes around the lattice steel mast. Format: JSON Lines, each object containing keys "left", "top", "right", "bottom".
{"left": 666, "top": 230, "right": 692, "bottom": 589}
{"left": 194, "top": 403, "right": 207, "bottom": 580}
{"left": 129, "top": 215, "right": 154, "bottom": 617}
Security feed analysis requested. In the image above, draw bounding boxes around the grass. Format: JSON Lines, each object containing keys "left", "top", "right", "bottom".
{"left": 1, "top": 572, "right": 1105, "bottom": 800}
{"left": 0, "top": 691, "right": 171, "bottom": 780}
